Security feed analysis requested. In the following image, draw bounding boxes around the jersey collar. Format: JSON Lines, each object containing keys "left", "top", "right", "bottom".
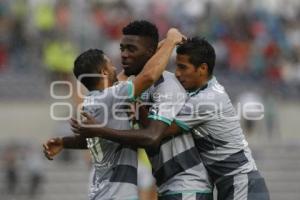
{"left": 187, "top": 76, "right": 216, "bottom": 97}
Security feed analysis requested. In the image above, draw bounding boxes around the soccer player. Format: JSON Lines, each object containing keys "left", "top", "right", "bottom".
{"left": 71, "top": 21, "right": 213, "bottom": 200}
{"left": 173, "top": 37, "right": 270, "bottom": 200}
{"left": 43, "top": 28, "right": 184, "bottom": 200}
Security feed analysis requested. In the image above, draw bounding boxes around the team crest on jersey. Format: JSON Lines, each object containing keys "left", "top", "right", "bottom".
{"left": 140, "top": 91, "right": 150, "bottom": 101}
{"left": 149, "top": 105, "right": 159, "bottom": 116}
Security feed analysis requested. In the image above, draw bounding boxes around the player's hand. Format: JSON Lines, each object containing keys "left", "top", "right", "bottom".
{"left": 43, "top": 137, "right": 63, "bottom": 160}
{"left": 70, "top": 113, "right": 98, "bottom": 138}
{"left": 166, "top": 28, "right": 186, "bottom": 45}
{"left": 80, "top": 112, "right": 97, "bottom": 125}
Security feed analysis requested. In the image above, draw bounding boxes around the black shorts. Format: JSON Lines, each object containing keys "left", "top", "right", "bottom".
{"left": 158, "top": 192, "right": 213, "bottom": 200}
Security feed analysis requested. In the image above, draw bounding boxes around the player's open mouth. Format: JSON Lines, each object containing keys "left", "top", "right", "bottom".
{"left": 122, "top": 63, "right": 130, "bottom": 68}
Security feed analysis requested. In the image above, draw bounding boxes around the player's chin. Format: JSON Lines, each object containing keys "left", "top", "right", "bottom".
{"left": 122, "top": 64, "right": 130, "bottom": 71}
{"left": 179, "top": 81, "right": 188, "bottom": 89}
{"left": 123, "top": 68, "right": 135, "bottom": 76}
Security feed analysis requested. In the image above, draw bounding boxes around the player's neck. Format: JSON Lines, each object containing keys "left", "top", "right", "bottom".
{"left": 194, "top": 76, "right": 211, "bottom": 90}
{"left": 117, "top": 70, "right": 128, "bottom": 81}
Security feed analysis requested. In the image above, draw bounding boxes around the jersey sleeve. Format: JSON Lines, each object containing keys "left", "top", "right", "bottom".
{"left": 82, "top": 81, "right": 135, "bottom": 125}
{"left": 175, "top": 91, "right": 220, "bottom": 131}
{"left": 83, "top": 81, "right": 134, "bottom": 113}
{"left": 148, "top": 81, "right": 187, "bottom": 126}
{"left": 108, "top": 80, "right": 135, "bottom": 104}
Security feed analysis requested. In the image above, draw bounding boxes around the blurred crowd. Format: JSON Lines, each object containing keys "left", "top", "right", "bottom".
{"left": 1, "top": 142, "right": 45, "bottom": 198}
{"left": 0, "top": 0, "right": 300, "bottom": 97}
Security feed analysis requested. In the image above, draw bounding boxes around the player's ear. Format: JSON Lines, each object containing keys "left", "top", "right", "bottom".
{"left": 100, "top": 66, "right": 109, "bottom": 76}
{"left": 198, "top": 63, "right": 208, "bottom": 76}
{"left": 147, "top": 47, "right": 155, "bottom": 55}
{"left": 146, "top": 44, "right": 157, "bottom": 56}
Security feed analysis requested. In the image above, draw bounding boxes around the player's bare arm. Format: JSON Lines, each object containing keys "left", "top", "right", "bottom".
{"left": 132, "top": 28, "right": 184, "bottom": 98}
{"left": 138, "top": 105, "right": 183, "bottom": 137}
{"left": 71, "top": 114, "right": 166, "bottom": 149}
{"left": 43, "top": 135, "right": 87, "bottom": 160}
{"left": 71, "top": 112, "right": 183, "bottom": 149}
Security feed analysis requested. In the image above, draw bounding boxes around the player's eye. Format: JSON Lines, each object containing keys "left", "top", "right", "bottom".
{"left": 128, "top": 46, "right": 136, "bottom": 53}
{"left": 177, "top": 65, "right": 186, "bottom": 69}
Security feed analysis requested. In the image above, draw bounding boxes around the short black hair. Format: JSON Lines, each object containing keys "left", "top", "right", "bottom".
{"left": 122, "top": 20, "right": 159, "bottom": 50}
{"left": 176, "top": 37, "right": 216, "bottom": 76}
{"left": 73, "top": 49, "right": 105, "bottom": 90}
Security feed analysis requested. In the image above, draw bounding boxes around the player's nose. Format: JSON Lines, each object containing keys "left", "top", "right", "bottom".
{"left": 175, "top": 68, "right": 181, "bottom": 78}
{"left": 121, "top": 50, "right": 129, "bottom": 59}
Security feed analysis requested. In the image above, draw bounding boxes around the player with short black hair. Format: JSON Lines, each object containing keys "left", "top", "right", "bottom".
{"left": 73, "top": 49, "right": 107, "bottom": 90}
{"left": 120, "top": 20, "right": 159, "bottom": 77}
{"left": 122, "top": 20, "right": 159, "bottom": 51}
{"left": 174, "top": 37, "right": 270, "bottom": 200}
{"left": 176, "top": 37, "right": 215, "bottom": 77}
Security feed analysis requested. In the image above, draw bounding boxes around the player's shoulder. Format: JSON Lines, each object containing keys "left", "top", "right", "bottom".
{"left": 83, "top": 81, "right": 131, "bottom": 104}
{"left": 161, "top": 71, "right": 177, "bottom": 82}
{"left": 83, "top": 90, "right": 102, "bottom": 102}
{"left": 145, "top": 71, "right": 186, "bottom": 102}
{"left": 208, "top": 77, "right": 226, "bottom": 93}
{"left": 192, "top": 77, "right": 229, "bottom": 103}
{"left": 105, "top": 80, "right": 131, "bottom": 93}
{"left": 82, "top": 90, "right": 106, "bottom": 114}
{"left": 154, "top": 71, "right": 184, "bottom": 90}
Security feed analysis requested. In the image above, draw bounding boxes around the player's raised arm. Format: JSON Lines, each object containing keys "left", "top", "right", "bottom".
{"left": 132, "top": 28, "right": 184, "bottom": 98}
